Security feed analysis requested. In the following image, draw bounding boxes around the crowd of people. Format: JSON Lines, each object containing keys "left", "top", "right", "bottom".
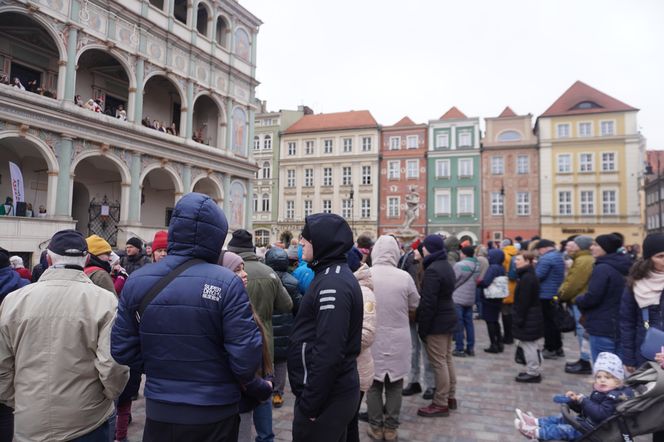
{"left": 0, "top": 196, "right": 664, "bottom": 442}
{"left": 0, "top": 75, "right": 56, "bottom": 98}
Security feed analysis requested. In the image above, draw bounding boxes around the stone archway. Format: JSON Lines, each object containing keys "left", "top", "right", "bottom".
{"left": 192, "top": 176, "right": 223, "bottom": 203}
{"left": 139, "top": 165, "right": 184, "bottom": 227}
{"left": 75, "top": 48, "right": 133, "bottom": 118}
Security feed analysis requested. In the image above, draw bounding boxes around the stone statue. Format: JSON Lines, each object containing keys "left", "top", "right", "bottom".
{"left": 403, "top": 185, "right": 419, "bottom": 229}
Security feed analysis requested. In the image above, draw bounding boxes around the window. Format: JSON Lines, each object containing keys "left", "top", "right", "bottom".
{"left": 559, "top": 191, "right": 572, "bottom": 215}
{"left": 304, "top": 168, "right": 313, "bottom": 187}
{"left": 254, "top": 229, "right": 270, "bottom": 247}
{"left": 601, "top": 121, "right": 615, "bottom": 136}
{"left": 407, "top": 135, "right": 418, "bottom": 149}
{"left": 389, "top": 137, "right": 401, "bottom": 150}
{"left": 435, "top": 190, "right": 450, "bottom": 215}
{"left": 557, "top": 154, "right": 572, "bottom": 173}
{"left": 458, "top": 190, "right": 474, "bottom": 215}
{"left": 263, "top": 135, "right": 272, "bottom": 150}
{"left": 602, "top": 190, "right": 617, "bottom": 215}
{"left": 491, "top": 156, "right": 504, "bottom": 175}
{"left": 602, "top": 152, "right": 616, "bottom": 171}
{"left": 497, "top": 130, "right": 522, "bottom": 142}
{"left": 517, "top": 155, "right": 529, "bottom": 174}
{"left": 343, "top": 138, "right": 353, "bottom": 153}
{"left": 435, "top": 159, "right": 450, "bottom": 178}
{"left": 361, "top": 199, "right": 371, "bottom": 218}
{"left": 262, "top": 193, "right": 270, "bottom": 212}
{"left": 458, "top": 129, "right": 472, "bottom": 147}
{"left": 286, "top": 169, "right": 295, "bottom": 187}
{"left": 491, "top": 192, "right": 503, "bottom": 215}
{"left": 387, "top": 197, "right": 400, "bottom": 217}
{"left": 362, "top": 137, "right": 372, "bottom": 151}
{"left": 253, "top": 193, "right": 258, "bottom": 212}
{"left": 579, "top": 153, "right": 594, "bottom": 172}
{"left": 322, "top": 200, "right": 332, "bottom": 213}
{"left": 324, "top": 139, "right": 333, "bottom": 154}
{"left": 362, "top": 166, "right": 372, "bottom": 185}
{"left": 557, "top": 124, "right": 570, "bottom": 138}
{"left": 286, "top": 200, "right": 294, "bottom": 219}
{"left": 287, "top": 142, "right": 296, "bottom": 156}
{"left": 342, "top": 167, "right": 352, "bottom": 185}
{"left": 323, "top": 168, "right": 332, "bottom": 186}
{"left": 406, "top": 159, "right": 419, "bottom": 178}
{"left": 342, "top": 199, "right": 352, "bottom": 218}
{"left": 580, "top": 190, "right": 594, "bottom": 215}
{"left": 458, "top": 158, "right": 473, "bottom": 177}
{"left": 253, "top": 136, "right": 260, "bottom": 150}
{"left": 305, "top": 140, "right": 314, "bottom": 155}
{"left": 579, "top": 122, "right": 592, "bottom": 137}
{"left": 261, "top": 161, "right": 270, "bottom": 179}
{"left": 388, "top": 161, "right": 400, "bottom": 180}
{"left": 517, "top": 192, "right": 530, "bottom": 215}
{"left": 435, "top": 131, "right": 449, "bottom": 149}
{"left": 304, "top": 200, "right": 312, "bottom": 217}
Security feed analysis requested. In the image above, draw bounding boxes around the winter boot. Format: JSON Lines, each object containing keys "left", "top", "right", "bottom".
{"left": 502, "top": 313, "right": 514, "bottom": 344}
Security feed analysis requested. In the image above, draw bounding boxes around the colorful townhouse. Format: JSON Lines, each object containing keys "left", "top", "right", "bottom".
{"left": 427, "top": 107, "right": 481, "bottom": 243}
{"left": 644, "top": 150, "right": 664, "bottom": 235}
{"left": 481, "top": 107, "right": 540, "bottom": 243}
{"left": 277, "top": 110, "right": 380, "bottom": 241}
{"left": 378, "top": 117, "right": 428, "bottom": 238}
{"left": 252, "top": 102, "right": 310, "bottom": 246}
{"left": 536, "top": 81, "right": 645, "bottom": 243}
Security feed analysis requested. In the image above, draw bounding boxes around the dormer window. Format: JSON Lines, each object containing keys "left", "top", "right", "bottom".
{"left": 573, "top": 101, "right": 601, "bottom": 110}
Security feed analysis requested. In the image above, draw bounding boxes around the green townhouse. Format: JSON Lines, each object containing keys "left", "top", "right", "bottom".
{"left": 427, "top": 107, "right": 481, "bottom": 244}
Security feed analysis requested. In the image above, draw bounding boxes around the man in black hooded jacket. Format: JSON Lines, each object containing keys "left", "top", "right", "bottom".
{"left": 287, "top": 213, "right": 363, "bottom": 442}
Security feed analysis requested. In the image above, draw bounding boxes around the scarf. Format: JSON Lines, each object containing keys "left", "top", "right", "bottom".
{"left": 633, "top": 271, "right": 664, "bottom": 308}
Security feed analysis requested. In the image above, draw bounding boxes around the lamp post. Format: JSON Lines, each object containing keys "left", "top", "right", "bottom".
{"left": 349, "top": 188, "right": 355, "bottom": 235}
{"left": 500, "top": 181, "right": 506, "bottom": 240}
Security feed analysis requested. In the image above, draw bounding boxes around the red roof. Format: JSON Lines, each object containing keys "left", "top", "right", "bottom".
{"left": 440, "top": 106, "right": 467, "bottom": 120}
{"left": 498, "top": 106, "right": 517, "bottom": 118}
{"left": 283, "top": 110, "right": 378, "bottom": 134}
{"left": 647, "top": 150, "right": 664, "bottom": 175}
{"left": 391, "top": 116, "right": 416, "bottom": 127}
{"left": 540, "top": 81, "right": 637, "bottom": 117}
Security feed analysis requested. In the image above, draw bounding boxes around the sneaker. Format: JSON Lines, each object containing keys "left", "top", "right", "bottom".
{"left": 417, "top": 403, "right": 450, "bottom": 417}
{"left": 422, "top": 388, "right": 435, "bottom": 400}
{"left": 514, "top": 418, "right": 539, "bottom": 440}
{"left": 272, "top": 393, "right": 284, "bottom": 408}
{"left": 448, "top": 398, "right": 458, "bottom": 410}
{"left": 383, "top": 428, "right": 398, "bottom": 441}
{"left": 452, "top": 349, "right": 466, "bottom": 357}
{"left": 541, "top": 349, "right": 559, "bottom": 359}
{"left": 515, "top": 408, "right": 538, "bottom": 428}
{"left": 367, "top": 426, "right": 383, "bottom": 440}
{"left": 465, "top": 349, "right": 475, "bottom": 357}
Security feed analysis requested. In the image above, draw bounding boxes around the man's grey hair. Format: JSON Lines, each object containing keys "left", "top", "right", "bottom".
{"left": 47, "top": 250, "right": 88, "bottom": 268}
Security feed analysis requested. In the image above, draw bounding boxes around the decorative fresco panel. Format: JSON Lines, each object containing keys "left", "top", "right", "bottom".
{"left": 231, "top": 107, "right": 247, "bottom": 157}
{"left": 229, "top": 180, "right": 245, "bottom": 229}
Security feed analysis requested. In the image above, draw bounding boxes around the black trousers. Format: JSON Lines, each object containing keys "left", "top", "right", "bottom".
{"left": 541, "top": 299, "right": 562, "bottom": 352}
{"left": 293, "top": 391, "right": 360, "bottom": 442}
{"left": 0, "top": 404, "right": 12, "bottom": 442}
{"left": 345, "top": 391, "right": 364, "bottom": 442}
{"left": 142, "top": 414, "right": 239, "bottom": 442}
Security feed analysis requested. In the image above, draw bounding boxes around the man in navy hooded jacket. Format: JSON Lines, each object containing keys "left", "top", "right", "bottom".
{"left": 111, "top": 193, "right": 262, "bottom": 441}
{"left": 287, "top": 213, "right": 363, "bottom": 442}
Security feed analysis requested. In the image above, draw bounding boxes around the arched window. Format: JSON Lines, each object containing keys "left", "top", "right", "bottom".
{"left": 149, "top": 0, "right": 164, "bottom": 10}
{"left": 196, "top": 3, "right": 209, "bottom": 36}
{"left": 264, "top": 135, "right": 272, "bottom": 150}
{"left": 261, "top": 161, "right": 271, "bottom": 179}
{"left": 262, "top": 194, "right": 270, "bottom": 212}
{"left": 253, "top": 193, "right": 258, "bottom": 212}
{"left": 497, "top": 130, "right": 522, "bottom": 142}
{"left": 253, "top": 135, "right": 260, "bottom": 150}
{"left": 173, "top": 0, "right": 187, "bottom": 24}
{"left": 215, "top": 16, "right": 229, "bottom": 46}
{"left": 573, "top": 101, "right": 601, "bottom": 110}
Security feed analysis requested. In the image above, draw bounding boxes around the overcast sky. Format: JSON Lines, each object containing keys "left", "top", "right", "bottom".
{"left": 242, "top": 0, "right": 664, "bottom": 149}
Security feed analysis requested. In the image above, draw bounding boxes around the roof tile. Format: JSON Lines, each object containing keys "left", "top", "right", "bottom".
{"left": 283, "top": 110, "right": 378, "bottom": 134}
{"left": 540, "top": 81, "right": 637, "bottom": 117}
{"left": 440, "top": 106, "right": 467, "bottom": 120}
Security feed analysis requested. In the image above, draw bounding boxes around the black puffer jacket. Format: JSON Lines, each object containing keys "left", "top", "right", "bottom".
{"left": 512, "top": 265, "right": 544, "bottom": 342}
{"left": 417, "top": 250, "right": 457, "bottom": 339}
{"left": 265, "top": 247, "right": 302, "bottom": 362}
{"left": 119, "top": 252, "right": 150, "bottom": 275}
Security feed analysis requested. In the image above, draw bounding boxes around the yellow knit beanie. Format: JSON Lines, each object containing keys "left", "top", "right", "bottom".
{"left": 86, "top": 235, "right": 112, "bottom": 256}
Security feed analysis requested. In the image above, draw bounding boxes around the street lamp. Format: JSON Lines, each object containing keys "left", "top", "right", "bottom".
{"left": 349, "top": 188, "right": 355, "bottom": 234}
{"left": 500, "top": 181, "right": 506, "bottom": 240}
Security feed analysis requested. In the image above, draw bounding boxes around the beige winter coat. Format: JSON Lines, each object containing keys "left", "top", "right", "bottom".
{"left": 354, "top": 264, "right": 376, "bottom": 392}
{"left": 369, "top": 236, "right": 420, "bottom": 382}
{"left": 0, "top": 268, "right": 129, "bottom": 442}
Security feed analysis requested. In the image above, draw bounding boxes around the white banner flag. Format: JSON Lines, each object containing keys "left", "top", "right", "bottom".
{"left": 9, "top": 161, "right": 25, "bottom": 214}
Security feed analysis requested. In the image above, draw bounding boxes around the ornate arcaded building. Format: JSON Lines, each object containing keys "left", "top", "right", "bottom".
{"left": 0, "top": 0, "right": 261, "bottom": 263}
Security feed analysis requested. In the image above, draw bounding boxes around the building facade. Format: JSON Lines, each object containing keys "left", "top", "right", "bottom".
{"left": 378, "top": 117, "right": 427, "bottom": 238}
{"left": 537, "top": 81, "right": 645, "bottom": 243}
{"left": 277, "top": 110, "right": 380, "bottom": 241}
{"left": 644, "top": 150, "right": 664, "bottom": 235}
{"left": 252, "top": 102, "right": 309, "bottom": 246}
{"left": 481, "top": 107, "right": 540, "bottom": 243}
{"left": 0, "top": 0, "right": 261, "bottom": 264}
{"left": 427, "top": 107, "right": 481, "bottom": 243}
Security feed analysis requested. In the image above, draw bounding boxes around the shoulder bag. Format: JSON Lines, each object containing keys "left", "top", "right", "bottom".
{"left": 484, "top": 275, "right": 508, "bottom": 299}
{"left": 640, "top": 307, "right": 664, "bottom": 361}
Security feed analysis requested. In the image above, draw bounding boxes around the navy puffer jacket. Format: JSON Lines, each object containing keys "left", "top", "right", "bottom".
{"left": 620, "top": 287, "right": 664, "bottom": 367}
{"left": 111, "top": 193, "right": 262, "bottom": 424}
{"left": 0, "top": 266, "right": 29, "bottom": 303}
{"left": 535, "top": 249, "right": 565, "bottom": 299}
{"left": 576, "top": 253, "right": 632, "bottom": 338}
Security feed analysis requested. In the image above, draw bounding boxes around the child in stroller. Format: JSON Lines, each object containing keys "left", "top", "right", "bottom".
{"left": 514, "top": 352, "right": 633, "bottom": 440}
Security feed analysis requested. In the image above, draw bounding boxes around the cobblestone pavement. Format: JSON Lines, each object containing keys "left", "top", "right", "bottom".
{"left": 127, "top": 319, "right": 649, "bottom": 441}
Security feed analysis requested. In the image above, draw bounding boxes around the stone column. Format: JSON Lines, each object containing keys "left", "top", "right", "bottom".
{"left": 128, "top": 153, "right": 142, "bottom": 223}
{"left": 63, "top": 26, "right": 78, "bottom": 102}
{"left": 55, "top": 136, "right": 73, "bottom": 217}
{"left": 225, "top": 99, "right": 233, "bottom": 150}
{"left": 186, "top": 80, "right": 194, "bottom": 139}
{"left": 182, "top": 164, "right": 192, "bottom": 193}
{"left": 223, "top": 173, "right": 231, "bottom": 215}
{"left": 120, "top": 183, "right": 131, "bottom": 222}
{"left": 245, "top": 179, "right": 253, "bottom": 230}
{"left": 46, "top": 171, "right": 59, "bottom": 216}
{"left": 133, "top": 57, "right": 145, "bottom": 123}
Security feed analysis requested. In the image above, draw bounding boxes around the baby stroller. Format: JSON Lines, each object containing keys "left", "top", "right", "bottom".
{"left": 560, "top": 361, "right": 664, "bottom": 441}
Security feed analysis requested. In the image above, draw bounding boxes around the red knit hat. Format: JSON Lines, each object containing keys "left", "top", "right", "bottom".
{"left": 152, "top": 230, "right": 168, "bottom": 251}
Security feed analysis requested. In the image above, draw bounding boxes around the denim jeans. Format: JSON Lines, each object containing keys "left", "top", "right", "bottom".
{"left": 571, "top": 305, "right": 591, "bottom": 362}
{"left": 408, "top": 323, "right": 434, "bottom": 389}
{"left": 454, "top": 304, "right": 475, "bottom": 352}
{"left": 589, "top": 335, "right": 619, "bottom": 363}
{"left": 537, "top": 414, "right": 582, "bottom": 441}
{"left": 253, "top": 401, "right": 274, "bottom": 442}
{"left": 69, "top": 421, "right": 110, "bottom": 442}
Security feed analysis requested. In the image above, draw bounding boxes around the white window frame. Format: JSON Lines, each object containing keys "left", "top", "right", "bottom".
{"left": 602, "top": 189, "right": 618, "bottom": 215}
{"left": 517, "top": 155, "right": 529, "bottom": 174}
{"left": 323, "top": 167, "right": 332, "bottom": 186}
{"left": 361, "top": 198, "right": 371, "bottom": 219}
{"left": 580, "top": 190, "right": 595, "bottom": 215}
{"left": 304, "top": 199, "right": 312, "bottom": 217}
{"left": 600, "top": 120, "right": 615, "bottom": 136}
{"left": 387, "top": 196, "right": 400, "bottom": 218}
{"left": 407, "top": 135, "right": 418, "bottom": 149}
{"left": 458, "top": 130, "right": 472, "bottom": 148}
{"left": 557, "top": 154, "right": 572, "bottom": 173}
{"left": 253, "top": 193, "right": 258, "bottom": 212}
{"left": 262, "top": 194, "right": 270, "bottom": 212}
{"left": 436, "top": 132, "right": 449, "bottom": 149}
{"left": 406, "top": 159, "right": 419, "bottom": 179}
{"left": 435, "top": 159, "right": 450, "bottom": 178}
{"left": 342, "top": 166, "right": 352, "bottom": 185}
{"left": 457, "top": 189, "right": 474, "bottom": 215}
{"left": 601, "top": 152, "right": 617, "bottom": 172}
{"left": 389, "top": 136, "right": 401, "bottom": 150}
{"left": 434, "top": 189, "right": 451, "bottom": 215}
{"left": 362, "top": 137, "right": 372, "bottom": 152}
{"left": 261, "top": 161, "right": 271, "bottom": 179}
{"left": 287, "top": 142, "right": 296, "bottom": 156}
{"left": 304, "top": 168, "right": 314, "bottom": 187}
{"left": 323, "top": 139, "right": 333, "bottom": 154}
{"left": 253, "top": 136, "right": 260, "bottom": 150}
{"left": 458, "top": 158, "right": 473, "bottom": 178}
{"left": 305, "top": 140, "right": 314, "bottom": 155}
{"left": 388, "top": 161, "right": 400, "bottom": 180}
{"left": 516, "top": 192, "right": 530, "bottom": 216}
{"left": 579, "top": 153, "right": 594, "bottom": 173}
{"left": 362, "top": 165, "right": 372, "bottom": 185}
{"left": 578, "top": 122, "right": 592, "bottom": 137}
{"left": 343, "top": 137, "right": 353, "bottom": 153}
{"left": 263, "top": 135, "right": 272, "bottom": 150}
{"left": 342, "top": 199, "right": 352, "bottom": 219}
{"left": 286, "top": 169, "right": 295, "bottom": 187}
{"left": 491, "top": 191, "right": 503, "bottom": 216}
{"left": 322, "top": 200, "right": 332, "bottom": 213}
{"left": 491, "top": 156, "right": 504, "bottom": 175}
{"left": 558, "top": 190, "right": 572, "bottom": 216}
{"left": 285, "top": 200, "right": 294, "bottom": 219}
{"left": 557, "top": 123, "right": 570, "bottom": 138}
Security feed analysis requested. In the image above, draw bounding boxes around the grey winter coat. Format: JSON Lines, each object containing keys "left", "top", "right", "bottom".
{"left": 452, "top": 258, "right": 480, "bottom": 307}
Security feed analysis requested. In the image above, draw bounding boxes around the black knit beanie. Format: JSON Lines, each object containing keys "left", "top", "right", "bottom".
{"left": 228, "top": 229, "right": 255, "bottom": 253}
{"left": 595, "top": 234, "right": 622, "bottom": 255}
{"left": 126, "top": 237, "right": 143, "bottom": 250}
{"left": 643, "top": 233, "right": 664, "bottom": 260}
